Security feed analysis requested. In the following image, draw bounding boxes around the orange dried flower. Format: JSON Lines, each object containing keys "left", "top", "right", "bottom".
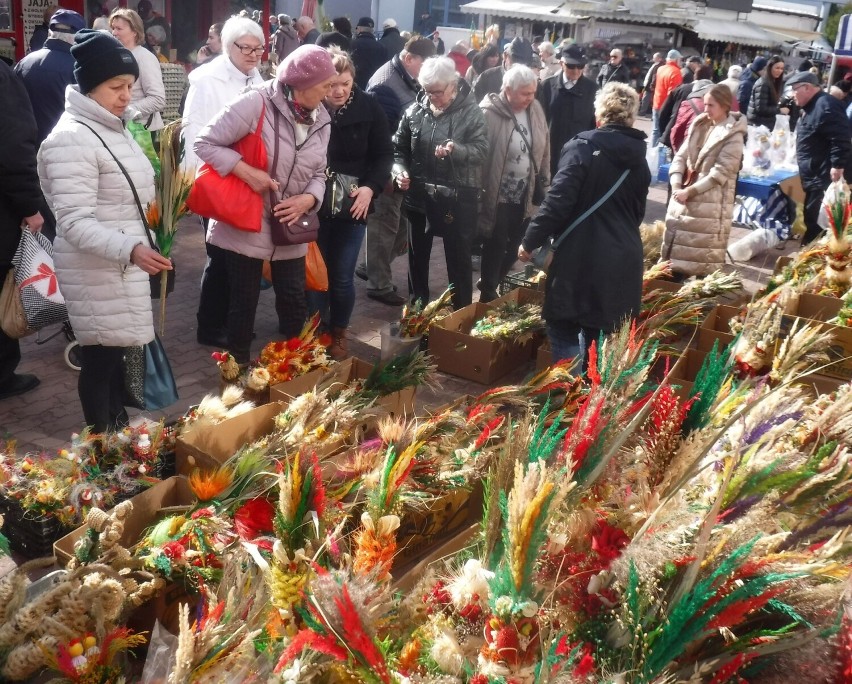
{"left": 189, "top": 466, "right": 233, "bottom": 501}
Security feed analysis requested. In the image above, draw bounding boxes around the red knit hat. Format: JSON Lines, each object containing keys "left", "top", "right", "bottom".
{"left": 278, "top": 45, "right": 337, "bottom": 89}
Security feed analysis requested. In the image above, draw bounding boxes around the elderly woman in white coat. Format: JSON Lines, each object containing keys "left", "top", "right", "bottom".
{"left": 38, "top": 30, "right": 172, "bottom": 433}
{"left": 663, "top": 84, "right": 746, "bottom": 278}
{"left": 109, "top": 7, "right": 165, "bottom": 133}
{"left": 194, "top": 45, "right": 335, "bottom": 365}
{"left": 182, "top": 16, "right": 265, "bottom": 348}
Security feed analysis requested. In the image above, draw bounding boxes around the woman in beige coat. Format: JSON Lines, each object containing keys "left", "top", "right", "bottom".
{"left": 664, "top": 84, "right": 746, "bottom": 278}
{"left": 477, "top": 64, "right": 549, "bottom": 301}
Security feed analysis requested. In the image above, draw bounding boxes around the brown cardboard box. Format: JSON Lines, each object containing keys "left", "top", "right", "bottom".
{"left": 491, "top": 286, "right": 545, "bottom": 307}
{"left": 268, "top": 367, "right": 329, "bottom": 404}
{"left": 536, "top": 340, "right": 553, "bottom": 370}
{"left": 176, "top": 402, "right": 285, "bottom": 475}
{"left": 793, "top": 293, "right": 843, "bottom": 323}
{"left": 779, "top": 318, "right": 852, "bottom": 382}
{"left": 323, "top": 357, "right": 416, "bottom": 418}
{"left": 428, "top": 303, "right": 535, "bottom": 384}
{"left": 696, "top": 304, "right": 740, "bottom": 353}
{"left": 395, "top": 482, "right": 483, "bottom": 570}
{"left": 643, "top": 278, "right": 682, "bottom": 294}
{"left": 795, "top": 373, "right": 845, "bottom": 399}
{"left": 393, "top": 524, "right": 479, "bottom": 593}
{"left": 666, "top": 347, "right": 709, "bottom": 399}
{"left": 773, "top": 255, "right": 793, "bottom": 276}
{"left": 54, "top": 476, "right": 195, "bottom": 566}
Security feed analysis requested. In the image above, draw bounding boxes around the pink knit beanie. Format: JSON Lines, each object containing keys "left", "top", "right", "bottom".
{"left": 278, "top": 45, "right": 337, "bottom": 90}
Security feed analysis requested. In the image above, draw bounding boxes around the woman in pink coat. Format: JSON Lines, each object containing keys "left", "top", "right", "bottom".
{"left": 194, "top": 45, "right": 336, "bottom": 364}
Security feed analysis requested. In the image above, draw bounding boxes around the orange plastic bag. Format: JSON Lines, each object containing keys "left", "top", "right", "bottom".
{"left": 305, "top": 241, "right": 328, "bottom": 292}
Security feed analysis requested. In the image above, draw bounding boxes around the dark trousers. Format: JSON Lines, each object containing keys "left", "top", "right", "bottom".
{"left": 196, "top": 220, "right": 230, "bottom": 337}
{"left": 408, "top": 208, "right": 473, "bottom": 310}
{"left": 78, "top": 344, "right": 128, "bottom": 433}
{"left": 802, "top": 186, "right": 826, "bottom": 246}
{"left": 479, "top": 202, "right": 526, "bottom": 301}
{"left": 307, "top": 219, "right": 366, "bottom": 330}
{"left": 209, "top": 244, "right": 307, "bottom": 363}
{"left": 548, "top": 321, "right": 604, "bottom": 375}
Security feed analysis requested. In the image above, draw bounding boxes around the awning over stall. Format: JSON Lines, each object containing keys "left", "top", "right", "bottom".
{"left": 685, "top": 17, "right": 779, "bottom": 48}
{"left": 458, "top": 0, "right": 581, "bottom": 23}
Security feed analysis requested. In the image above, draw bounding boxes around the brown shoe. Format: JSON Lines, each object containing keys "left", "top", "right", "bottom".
{"left": 329, "top": 327, "right": 349, "bottom": 360}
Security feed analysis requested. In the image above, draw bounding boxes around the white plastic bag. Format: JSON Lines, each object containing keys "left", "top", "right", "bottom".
{"left": 728, "top": 227, "right": 780, "bottom": 262}
{"left": 646, "top": 143, "right": 660, "bottom": 182}
{"left": 139, "top": 620, "right": 178, "bottom": 684}
{"left": 817, "top": 180, "right": 849, "bottom": 231}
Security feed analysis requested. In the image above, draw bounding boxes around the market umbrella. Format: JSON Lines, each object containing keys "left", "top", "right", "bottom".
{"left": 300, "top": 0, "right": 317, "bottom": 20}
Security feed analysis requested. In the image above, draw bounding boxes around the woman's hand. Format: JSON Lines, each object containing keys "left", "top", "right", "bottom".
{"left": 349, "top": 186, "right": 374, "bottom": 221}
{"left": 518, "top": 246, "right": 532, "bottom": 262}
{"left": 22, "top": 212, "right": 43, "bottom": 233}
{"left": 131, "top": 244, "right": 173, "bottom": 275}
{"left": 274, "top": 193, "right": 315, "bottom": 226}
{"left": 435, "top": 140, "right": 454, "bottom": 158}
{"left": 233, "top": 160, "right": 280, "bottom": 194}
{"left": 672, "top": 188, "right": 690, "bottom": 204}
{"left": 395, "top": 170, "right": 411, "bottom": 191}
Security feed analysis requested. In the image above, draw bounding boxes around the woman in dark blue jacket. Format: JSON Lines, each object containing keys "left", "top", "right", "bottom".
{"left": 519, "top": 83, "right": 651, "bottom": 370}
{"left": 309, "top": 48, "right": 393, "bottom": 359}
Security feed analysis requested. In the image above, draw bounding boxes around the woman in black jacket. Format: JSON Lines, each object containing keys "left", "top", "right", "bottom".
{"left": 748, "top": 55, "right": 785, "bottom": 130}
{"left": 393, "top": 56, "right": 488, "bottom": 309}
{"left": 518, "top": 83, "right": 651, "bottom": 370}
{"left": 309, "top": 48, "right": 393, "bottom": 359}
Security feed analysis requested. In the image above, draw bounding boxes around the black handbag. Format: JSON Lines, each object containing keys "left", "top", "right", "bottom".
{"left": 269, "top": 105, "right": 320, "bottom": 245}
{"left": 422, "top": 146, "right": 466, "bottom": 238}
{"left": 77, "top": 122, "right": 175, "bottom": 299}
{"left": 319, "top": 169, "right": 360, "bottom": 219}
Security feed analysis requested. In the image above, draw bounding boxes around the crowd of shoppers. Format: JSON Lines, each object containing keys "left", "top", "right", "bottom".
{"left": 5, "top": 7, "right": 851, "bottom": 436}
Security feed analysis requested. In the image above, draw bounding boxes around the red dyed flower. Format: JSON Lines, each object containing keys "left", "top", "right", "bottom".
{"left": 234, "top": 498, "right": 275, "bottom": 541}
{"left": 591, "top": 520, "right": 629, "bottom": 563}
{"left": 162, "top": 541, "right": 185, "bottom": 560}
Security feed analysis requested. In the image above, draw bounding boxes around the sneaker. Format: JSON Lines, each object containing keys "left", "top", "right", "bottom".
{"left": 355, "top": 264, "right": 368, "bottom": 281}
{"left": 0, "top": 373, "right": 40, "bottom": 401}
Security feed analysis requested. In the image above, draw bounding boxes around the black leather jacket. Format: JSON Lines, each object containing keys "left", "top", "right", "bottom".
{"left": 393, "top": 78, "right": 488, "bottom": 213}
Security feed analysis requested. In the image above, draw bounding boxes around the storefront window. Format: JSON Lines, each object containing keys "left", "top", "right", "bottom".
{"left": 0, "top": 0, "right": 13, "bottom": 31}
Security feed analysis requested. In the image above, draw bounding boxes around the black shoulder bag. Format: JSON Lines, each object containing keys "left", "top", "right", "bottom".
{"left": 78, "top": 122, "right": 175, "bottom": 300}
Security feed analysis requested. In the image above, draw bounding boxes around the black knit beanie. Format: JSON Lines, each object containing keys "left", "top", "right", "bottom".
{"left": 71, "top": 29, "right": 139, "bottom": 94}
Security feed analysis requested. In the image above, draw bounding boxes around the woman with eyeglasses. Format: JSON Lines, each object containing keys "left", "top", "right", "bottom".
{"left": 393, "top": 55, "right": 488, "bottom": 309}
{"left": 109, "top": 8, "right": 165, "bottom": 134}
{"left": 194, "top": 45, "right": 335, "bottom": 365}
{"left": 183, "top": 17, "right": 266, "bottom": 348}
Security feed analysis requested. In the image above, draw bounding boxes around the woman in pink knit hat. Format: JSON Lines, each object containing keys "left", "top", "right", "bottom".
{"left": 194, "top": 45, "right": 336, "bottom": 364}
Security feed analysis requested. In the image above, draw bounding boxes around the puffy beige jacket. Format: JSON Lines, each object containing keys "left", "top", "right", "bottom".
{"left": 38, "top": 86, "right": 155, "bottom": 347}
{"left": 663, "top": 111, "right": 746, "bottom": 276}
{"left": 478, "top": 92, "right": 550, "bottom": 238}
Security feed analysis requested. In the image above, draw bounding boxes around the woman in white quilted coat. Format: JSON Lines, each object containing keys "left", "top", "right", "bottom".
{"left": 38, "top": 30, "right": 172, "bottom": 433}
{"left": 663, "top": 83, "right": 747, "bottom": 278}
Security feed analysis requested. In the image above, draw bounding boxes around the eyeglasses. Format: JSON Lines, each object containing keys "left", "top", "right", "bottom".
{"left": 425, "top": 84, "right": 452, "bottom": 97}
{"left": 234, "top": 42, "right": 264, "bottom": 56}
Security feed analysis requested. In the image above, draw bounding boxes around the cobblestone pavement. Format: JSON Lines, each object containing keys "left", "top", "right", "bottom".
{"left": 1, "top": 117, "right": 796, "bottom": 452}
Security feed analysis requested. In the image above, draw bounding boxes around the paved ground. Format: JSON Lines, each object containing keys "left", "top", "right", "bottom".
{"left": 1, "top": 116, "right": 798, "bottom": 453}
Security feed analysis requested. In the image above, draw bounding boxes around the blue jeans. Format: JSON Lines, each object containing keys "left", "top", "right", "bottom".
{"left": 306, "top": 219, "right": 366, "bottom": 329}
{"left": 548, "top": 322, "right": 603, "bottom": 374}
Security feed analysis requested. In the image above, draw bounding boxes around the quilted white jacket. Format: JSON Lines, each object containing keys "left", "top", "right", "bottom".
{"left": 38, "top": 85, "right": 155, "bottom": 348}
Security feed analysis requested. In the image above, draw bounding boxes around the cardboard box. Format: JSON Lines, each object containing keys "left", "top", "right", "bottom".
{"left": 176, "top": 402, "right": 285, "bottom": 475}
{"left": 428, "top": 303, "right": 535, "bottom": 384}
{"left": 268, "top": 367, "right": 328, "bottom": 404}
{"left": 795, "top": 373, "right": 845, "bottom": 399}
{"left": 696, "top": 304, "right": 740, "bottom": 353}
{"left": 792, "top": 293, "right": 842, "bottom": 323}
{"left": 54, "top": 476, "right": 194, "bottom": 566}
{"left": 491, "top": 286, "right": 545, "bottom": 308}
{"left": 643, "top": 278, "right": 682, "bottom": 295}
{"left": 395, "top": 482, "right": 483, "bottom": 570}
{"left": 393, "top": 524, "right": 479, "bottom": 593}
{"left": 324, "top": 357, "right": 416, "bottom": 418}
{"left": 536, "top": 340, "right": 553, "bottom": 370}
{"left": 666, "top": 347, "right": 709, "bottom": 399}
{"left": 773, "top": 255, "right": 793, "bottom": 276}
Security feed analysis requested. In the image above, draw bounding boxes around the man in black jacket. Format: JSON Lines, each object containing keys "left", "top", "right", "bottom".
{"left": 596, "top": 48, "right": 629, "bottom": 89}
{"left": 351, "top": 17, "right": 388, "bottom": 90}
{"left": 474, "top": 37, "right": 533, "bottom": 102}
{"left": 0, "top": 60, "right": 43, "bottom": 400}
{"left": 737, "top": 56, "right": 766, "bottom": 116}
{"left": 379, "top": 19, "right": 405, "bottom": 57}
{"left": 789, "top": 71, "right": 852, "bottom": 245}
{"left": 537, "top": 43, "right": 596, "bottom": 176}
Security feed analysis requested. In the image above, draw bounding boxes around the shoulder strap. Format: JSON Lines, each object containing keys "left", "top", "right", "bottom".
{"left": 512, "top": 115, "right": 539, "bottom": 176}
{"left": 552, "top": 166, "right": 630, "bottom": 252}
{"left": 77, "top": 121, "right": 157, "bottom": 252}
{"left": 688, "top": 98, "right": 700, "bottom": 115}
{"left": 270, "top": 103, "right": 280, "bottom": 208}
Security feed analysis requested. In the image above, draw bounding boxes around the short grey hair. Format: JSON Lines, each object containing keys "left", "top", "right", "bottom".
{"left": 538, "top": 40, "right": 554, "bottom": 57}
{"left": 594, "top": 82, "right": 639, "bottom": 126}
{"left": 278, "top": 14, "right": 292, "bottom": 25}
{"left": 221, "top": 16, "right": 264, "bottom": 51}
{"left": 727, "top": 64, "right": 742, "bottom": 79}
{"left": 146, "top": 24, "right": 167, "bottom": 43}
{"left": 418, "top": 56, "right": 458, "bottom": 89}
{"left": 502, "top": 64, "right": 537, "bottom": 91}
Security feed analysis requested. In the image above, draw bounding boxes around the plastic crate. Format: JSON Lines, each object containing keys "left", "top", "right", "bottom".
{"left": 498, "top": 266, "right": 546, "bottom": 296}
{"left": 0, "top": 496, "right": 72, "bottom": 558}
